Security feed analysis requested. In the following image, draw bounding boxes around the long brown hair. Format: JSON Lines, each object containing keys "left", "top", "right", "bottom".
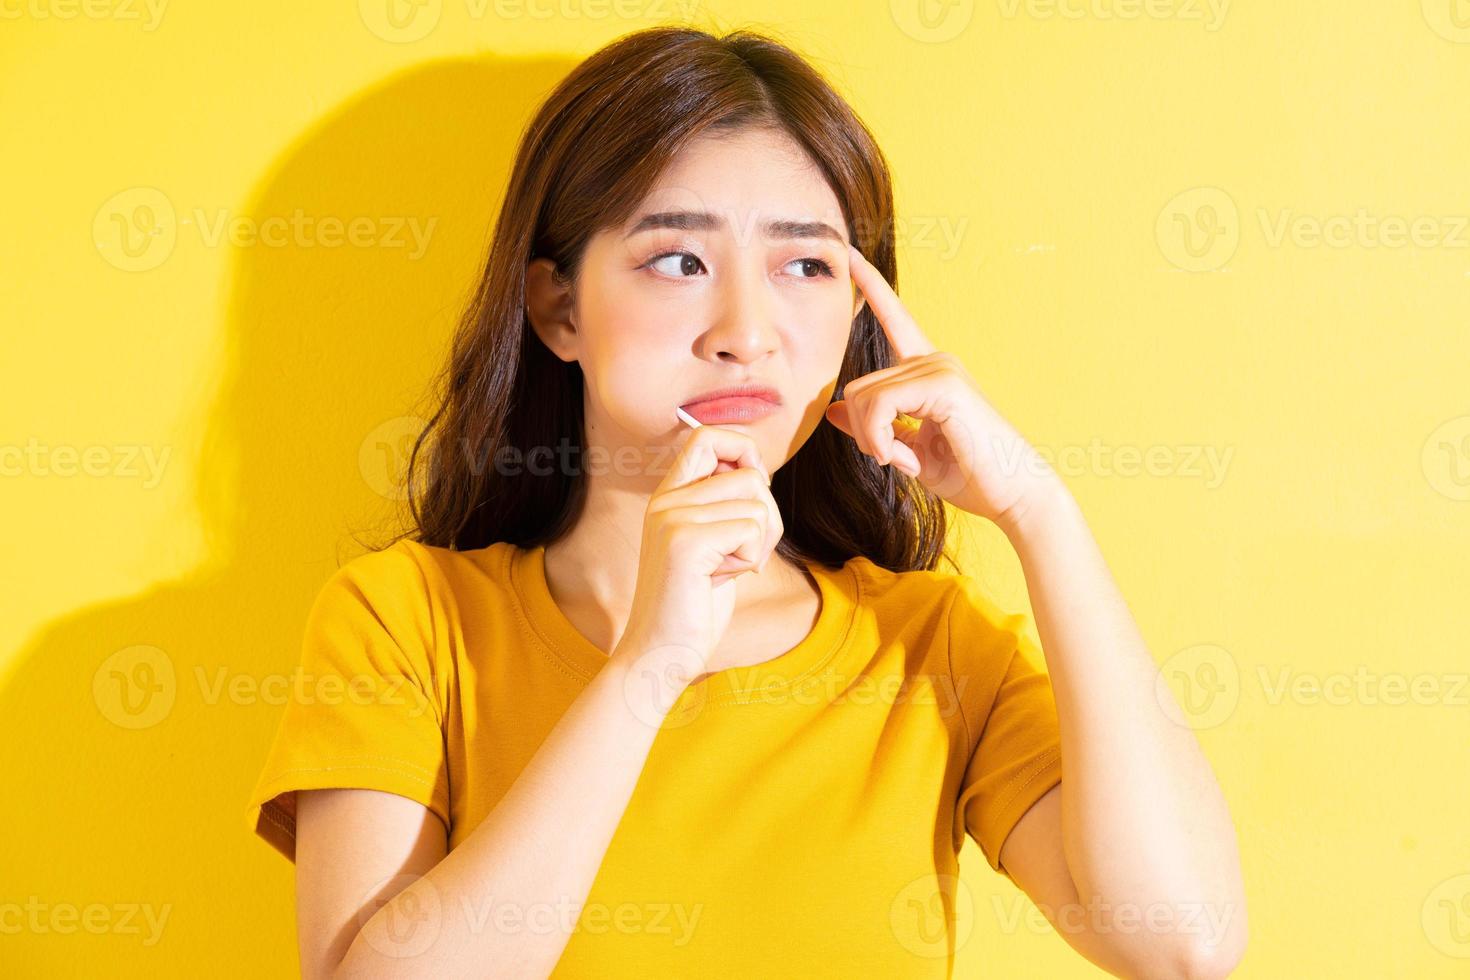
{"left": 389, "top": 25, "right": 954, "bottom": 574}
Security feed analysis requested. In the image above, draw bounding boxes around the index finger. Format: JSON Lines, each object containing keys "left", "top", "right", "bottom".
{"left": 659, "top": 423, "right": 770, "bottom": 493}
{"left": 847, "top": 243, "right": 937, "bottom": 361}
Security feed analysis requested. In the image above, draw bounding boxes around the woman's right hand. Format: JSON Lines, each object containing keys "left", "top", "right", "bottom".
{"left": 612, "top": 424, "right": 784, "bottom": 696}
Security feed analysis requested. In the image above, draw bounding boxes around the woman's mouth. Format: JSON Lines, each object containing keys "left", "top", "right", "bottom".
{"left": 679, "top": 384, "right": 782, "bottom": 425}
{"left": 678, "top": 397, "right": 780, "bottom": 424}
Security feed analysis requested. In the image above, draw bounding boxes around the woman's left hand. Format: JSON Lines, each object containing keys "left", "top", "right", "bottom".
{"left": 824, "top": 243, "right": 1062, "bottom": 531}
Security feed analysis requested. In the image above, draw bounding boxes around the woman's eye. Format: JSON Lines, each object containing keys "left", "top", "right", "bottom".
{"left": 647, "top": 251, "right": 706, "bottom": 277}
{"left": 643, "top": 252, "right": 835, "bottom": 280}
{"left": 786, "top": 257, "right": 836, "bottom": 279}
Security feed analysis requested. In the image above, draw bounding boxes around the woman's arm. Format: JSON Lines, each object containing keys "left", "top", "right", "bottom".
{"left": 294, "top": 642, "right": 688, "bottom": 979}
{"left": 993, "top": 478, "right": 1248, "bottom": 980}
{"left": 826, "top": 243, "right": 1247, "bottom": 977}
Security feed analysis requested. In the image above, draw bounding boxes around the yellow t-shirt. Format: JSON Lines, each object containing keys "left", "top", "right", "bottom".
{"left": 246, "top": 537, "right": 1063, "bottom": 976}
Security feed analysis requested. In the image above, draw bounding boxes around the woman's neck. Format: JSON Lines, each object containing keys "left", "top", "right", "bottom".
{"left": 541, "top": 486, "right": 801, "bottom": 655}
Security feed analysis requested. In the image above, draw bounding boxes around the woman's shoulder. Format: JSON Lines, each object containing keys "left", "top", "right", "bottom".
{"left": 834, "top": 552, "right": 978, "bottom": 611}
{"left": 320, "top": 537, "right": 515, "bottom": 618}
{"left": 835, "top": 554, "right": 1026, "bottom": 654}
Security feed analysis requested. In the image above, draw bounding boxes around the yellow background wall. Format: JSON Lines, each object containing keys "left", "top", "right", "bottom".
{"left": 3, "top": 1, "right": 1467, "bottom": 975}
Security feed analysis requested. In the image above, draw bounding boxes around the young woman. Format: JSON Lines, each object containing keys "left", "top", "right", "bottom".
{"left": 247, "top": 25, "right": 1246, "bottom": 979}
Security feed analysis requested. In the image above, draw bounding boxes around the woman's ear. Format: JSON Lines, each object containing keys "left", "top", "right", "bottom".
{"left": 525, "top": 257, "right": 579, "bottom": 362}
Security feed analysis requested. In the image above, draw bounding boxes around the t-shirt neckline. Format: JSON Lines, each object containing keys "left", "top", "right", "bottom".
{"left": 505, "top": 541, "right": 859, "bottom": 713}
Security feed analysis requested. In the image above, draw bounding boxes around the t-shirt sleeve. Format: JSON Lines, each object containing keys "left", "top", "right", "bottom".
{"left": 244, "top": 541, "right": 450, "bottom": 863}
{"left": 947, "top": 576, "right": 1064, "bottom": 883}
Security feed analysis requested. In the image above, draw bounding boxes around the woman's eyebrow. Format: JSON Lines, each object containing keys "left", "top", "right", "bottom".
{"left": 624, "top": 209, "right": 845, "bottom": 243}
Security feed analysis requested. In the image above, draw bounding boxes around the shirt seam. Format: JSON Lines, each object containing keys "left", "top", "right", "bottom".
{"left": 510, "top": 547, "right": 865, "bottom": 710}
{"left": 256, "top": 760, "right": 438, "bottom": 785}
{"left": 391, "top": 538, "right": 449, "bottom": 730}
{"left": 993, "top": 743, "right": 1063, "bottom": 820}
{"left": 943, "top": 579, "right": 974, "bottom": 750}
{"left": 503, "top": 545, "right": 609, "bottom": 685}
{"left": 668, "top": 559, "right": 864, "bottom": 713}
{"left": 259, "top": 753, "right": 437, "bottom": 775}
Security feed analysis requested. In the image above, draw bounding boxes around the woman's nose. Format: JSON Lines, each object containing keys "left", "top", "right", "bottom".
{"left": 702, "top": 276, "right": 780, "bottom": 363}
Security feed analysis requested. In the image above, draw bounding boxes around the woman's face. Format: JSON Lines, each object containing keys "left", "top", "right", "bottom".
{"left": 529, "top": 125, "right": 865, "bottom": 481}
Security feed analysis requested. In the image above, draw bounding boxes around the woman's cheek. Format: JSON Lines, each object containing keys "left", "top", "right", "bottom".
{"left": 594, "top": 341, "right": 683, "bottom": 433}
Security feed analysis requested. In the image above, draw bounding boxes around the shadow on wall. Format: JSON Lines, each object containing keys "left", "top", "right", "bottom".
{"left": 0, "top": 54, "right": 575, "bottom": 975}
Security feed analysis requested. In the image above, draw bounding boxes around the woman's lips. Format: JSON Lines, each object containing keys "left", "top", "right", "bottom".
{"left": 678, "top": 397, "right": 780, "bottom": 424}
